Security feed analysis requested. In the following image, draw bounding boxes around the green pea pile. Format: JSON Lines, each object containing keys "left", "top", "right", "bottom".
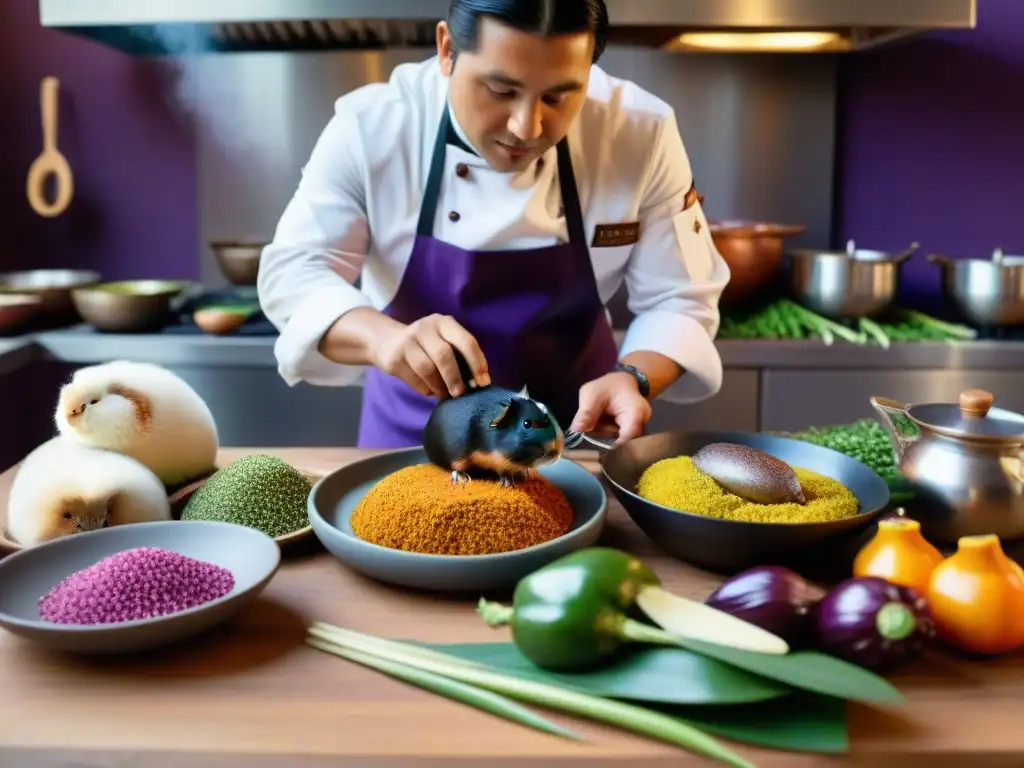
{"left": 775, "top": 418, "right": 919, "bottom": 497}
{"left": 181, "top": 454, "right": 313, "bottom": 538}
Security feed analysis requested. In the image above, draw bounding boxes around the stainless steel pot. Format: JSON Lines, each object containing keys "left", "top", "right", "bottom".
{"left": 928, "top": 248, "right": 1024, "bottom": 327}
{"left": 708, "top": 221, "right": 806, "bottom": 305}
{"left": 870, "top": 388, "right": 1024, "bottom": 544}
{"left": 787, "top": 240, "right": 918, "bottom": 319}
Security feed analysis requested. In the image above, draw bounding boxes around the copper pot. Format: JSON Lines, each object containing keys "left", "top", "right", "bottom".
{"left": 709, "top": 221, "right": 806, "bottom": 305}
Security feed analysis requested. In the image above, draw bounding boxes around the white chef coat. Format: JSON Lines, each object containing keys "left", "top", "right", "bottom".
{"left": 258, "top": 55, "right": 731, "bottom": 403}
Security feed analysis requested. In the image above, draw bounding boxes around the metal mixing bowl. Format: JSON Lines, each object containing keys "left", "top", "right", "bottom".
{"left": 209, "top": 240, "right": 266, "bottom": 286}
{"left": 70, "top": 280, "right": 191, "bottom": 333}
{"left": 709, "top": 221, "right": 806, "bottom": 305}
{"left": 788, "top": 240, "right": 918, "bottom": 319}
{"left": 0, "top": 269, "right": 101, "bottom": 327}
{"left": 929, "top": 249, "right": 1024, "bottom": 327}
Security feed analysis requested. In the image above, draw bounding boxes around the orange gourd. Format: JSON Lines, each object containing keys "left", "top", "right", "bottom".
{"left": 853, "top": 517, "right": 944, "bottom": 595}
{"left": 926, "top": 534, "right": 1024, "bottom": 655}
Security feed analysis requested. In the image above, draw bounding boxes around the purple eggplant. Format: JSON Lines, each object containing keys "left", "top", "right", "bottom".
{"left": 814, "top": 576, "right": 935, "bottom": 672}
{"left": 704, "top": 565, "right": 822, "bottom": 646}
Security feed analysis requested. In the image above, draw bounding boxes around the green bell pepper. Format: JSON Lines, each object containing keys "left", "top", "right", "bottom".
{"left": 478, "top": 547, "right": 680, "bottom": 672}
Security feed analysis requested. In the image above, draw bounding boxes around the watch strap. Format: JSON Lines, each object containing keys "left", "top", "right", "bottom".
{"left": 612, "top": 362, "right": 650, "bottom": 399}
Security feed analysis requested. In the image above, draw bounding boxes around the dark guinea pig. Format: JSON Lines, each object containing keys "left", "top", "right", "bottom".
{"left": 423, "top": 351, "right": 565, "bottom": 485}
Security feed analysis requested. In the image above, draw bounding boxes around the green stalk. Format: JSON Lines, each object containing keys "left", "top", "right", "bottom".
{"left": 781, "top": 301, "right": 864, "bottom": 343}
{"left": 306, "top": 623, "right": 757, "bottom": 768}
{"left": 858, "top": 317, "right": 890, "bottom": 349}
{"left": 305, "top": 638, "right": 581, "bottom": 741}
{"left": 900, "top": 309, "right": 977, "bottom": 339}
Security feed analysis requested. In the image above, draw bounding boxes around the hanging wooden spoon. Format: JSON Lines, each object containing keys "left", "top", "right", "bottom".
{"left": 26, "top": 76, "right": 74, "bottom": 218}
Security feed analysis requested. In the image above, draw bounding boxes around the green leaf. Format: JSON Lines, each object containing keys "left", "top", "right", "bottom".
{"left": 420, "top": 641, "right": 792, "bottom": 705}
{"left": 668, "top": 694, "right": 848, "bottom": 754}
{"left": 675, "top": 640, "right": 904, "bottom": 706}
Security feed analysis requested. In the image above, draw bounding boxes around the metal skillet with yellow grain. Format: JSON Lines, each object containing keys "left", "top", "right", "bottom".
{"left": 589, "top": 429, "right": 890, "bottom": 575}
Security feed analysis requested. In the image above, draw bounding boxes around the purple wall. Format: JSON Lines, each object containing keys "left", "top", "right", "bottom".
{"left": 834, "top": 0, "right": 1023, "bottom": 310}
{"left": 0, "top": 3, "right": 198, "bottom": 280}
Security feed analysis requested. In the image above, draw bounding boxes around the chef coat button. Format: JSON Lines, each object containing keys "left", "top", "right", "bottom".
{"left": 693, "top": 218, "right": 702, "bottom": 234}
{"left": 448, "top": 211, "right": 461, "bottom": 222}
{"left": 456, "top": 163, "right": 469, "bottom": 178}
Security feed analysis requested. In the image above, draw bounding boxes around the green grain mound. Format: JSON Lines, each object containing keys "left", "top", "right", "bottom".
{"left": 181, "top": 454, "right": 313, "bottom": 538}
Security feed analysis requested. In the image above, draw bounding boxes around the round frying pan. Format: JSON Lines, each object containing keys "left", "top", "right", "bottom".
{"left": 568, "top": 429, "right": 890, "bottom": 576}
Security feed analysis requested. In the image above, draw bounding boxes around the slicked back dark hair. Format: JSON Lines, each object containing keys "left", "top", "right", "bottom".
{"left": 446, "top": 0, "right": 609, "bottom": 63}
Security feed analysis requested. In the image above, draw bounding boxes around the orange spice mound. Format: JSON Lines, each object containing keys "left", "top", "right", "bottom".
{"left": 350, "top": 463, "right": 574, "bottom": 556}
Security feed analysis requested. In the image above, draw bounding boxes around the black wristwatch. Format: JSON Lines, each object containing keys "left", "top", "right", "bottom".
{"left": 612, "top": 362, "right": 650, "bottom": 399}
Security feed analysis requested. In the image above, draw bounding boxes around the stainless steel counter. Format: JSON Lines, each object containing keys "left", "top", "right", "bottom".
{"left": 13, "top": 325, "right": 1024, "bottom": 371}
{"left": 2, "top": 326, "right": 1024, "bottom": 448}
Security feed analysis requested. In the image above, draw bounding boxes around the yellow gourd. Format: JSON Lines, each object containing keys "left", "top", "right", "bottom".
{"left": 853, "top": 516, "right": 944, "bottom": 595}
{"left": 927, "top": 534, "right": 1024, "bottom": 656}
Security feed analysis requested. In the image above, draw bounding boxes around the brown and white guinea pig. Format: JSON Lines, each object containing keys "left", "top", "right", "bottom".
{"left": 54, "top": 360, "right": 219, "bottom": 488}
{"left": 6, "top": 437, "right": 172, "bottom": 547}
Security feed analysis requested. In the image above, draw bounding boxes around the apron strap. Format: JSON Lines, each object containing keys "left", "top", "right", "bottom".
{"left": 416, "top": 105, "right": 453, "bottom": 237}
{"left": 417, "top": 104, "right": 588, "bottom": 247}
{"left": 555, "top": 138, "right": 587, "bottom": 248}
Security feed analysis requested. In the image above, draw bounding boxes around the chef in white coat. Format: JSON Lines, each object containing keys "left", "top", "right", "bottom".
{"left": 258, "top": 0, "right": 730, "bottom": 449}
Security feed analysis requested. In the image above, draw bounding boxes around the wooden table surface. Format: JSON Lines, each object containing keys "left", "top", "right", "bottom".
{"left": 1, "top": 447, "right": 1023, "bottom": 767}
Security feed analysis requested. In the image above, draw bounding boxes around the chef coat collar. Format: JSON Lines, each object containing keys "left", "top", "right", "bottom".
{"left": 446, "top": 102, "right": 480, "bottom": 157}
{"left": 444, "top": 97, "right": 554, "bottom": 179}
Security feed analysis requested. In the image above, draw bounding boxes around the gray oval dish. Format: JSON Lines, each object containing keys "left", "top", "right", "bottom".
{"left": 0, "top": 520, "right": 280, "bottom": 654}
{"left": 308, "top": 447, "right": 607, "bottom": 593}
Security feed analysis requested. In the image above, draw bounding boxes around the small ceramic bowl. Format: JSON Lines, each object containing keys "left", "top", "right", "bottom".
{"left": 0, "top": 520, "right": 280, "bottom": 654}
{"left": 308, "top": 447, "right": 607, "bottom": 593}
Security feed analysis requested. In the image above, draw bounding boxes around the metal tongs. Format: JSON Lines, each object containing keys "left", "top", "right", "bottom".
{"left": 563, "top": 430, "right": 616, "bottom": 451}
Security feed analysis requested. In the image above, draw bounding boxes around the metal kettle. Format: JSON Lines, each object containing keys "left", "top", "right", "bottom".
{"left": 869, "top": 389, "right": 1024, "bottom": 544}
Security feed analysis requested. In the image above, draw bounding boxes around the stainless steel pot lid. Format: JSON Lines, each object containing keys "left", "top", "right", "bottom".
{"left": 906, "top": 389, "right": 1024, "bottom": 440}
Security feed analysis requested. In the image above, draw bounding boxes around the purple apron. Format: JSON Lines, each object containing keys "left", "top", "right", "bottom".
{"left": 357, "top": 106, "right": 619, "bottom": 448}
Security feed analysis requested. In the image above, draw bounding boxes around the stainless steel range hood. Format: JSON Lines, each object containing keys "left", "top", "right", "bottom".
{"left": 38, "top": 0, "right": 977, "bottom": 55}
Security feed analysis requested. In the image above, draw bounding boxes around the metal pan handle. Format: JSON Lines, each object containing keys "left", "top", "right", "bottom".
{"left": 563, "top": 431, "right": 616, "bottom": 451}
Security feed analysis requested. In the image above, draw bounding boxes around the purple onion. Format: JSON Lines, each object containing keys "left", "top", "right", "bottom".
{"left": 814, "top": 576, "right": 935, "bottom": 672}
{"left": 705, "top": 565, "right": 822, "bottom": 646}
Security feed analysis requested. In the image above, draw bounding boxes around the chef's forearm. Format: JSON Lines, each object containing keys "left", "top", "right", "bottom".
{"left": 318, "top": 307, "right": 402, "bottom": 366}
{"left": 619, "top": 350, "right": 684, "bottom": 399}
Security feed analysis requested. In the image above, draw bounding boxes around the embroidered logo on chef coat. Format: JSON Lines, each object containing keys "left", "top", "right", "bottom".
{"left": 591, "top": 221, "right": 640, "bottom": 248}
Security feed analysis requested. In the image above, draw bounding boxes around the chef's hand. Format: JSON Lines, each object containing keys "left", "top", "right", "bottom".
{"left": 569, "top": 371, "right": 652, "bottom": 445}
{"left": 371, "top": 313, "right": 491, "bottom": 399}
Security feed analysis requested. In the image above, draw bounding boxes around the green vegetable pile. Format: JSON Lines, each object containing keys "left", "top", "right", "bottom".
{"left": 718, "top": 298, "right": 976, "bottom": 347}
{"left": 306, "top": 549, "right": 908, "bottom": 766}
{"left": 181, "top": 453, "right": 313, "bottom": 538}
{"left": 775, "top": 418, "right": 918, "bottom": 500}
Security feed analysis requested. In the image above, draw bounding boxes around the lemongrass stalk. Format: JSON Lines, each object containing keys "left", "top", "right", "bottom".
{"left": 859, "top": 318, "right": 891, "bottom": 349}
{"left": 305, "top": 638, "right": 580, "bottom": 741}
{"left": 306, "top": 623, "right": 757, "bottom": 768}
{"left": 783, "top": 301, "right": 863, "bottom": 343}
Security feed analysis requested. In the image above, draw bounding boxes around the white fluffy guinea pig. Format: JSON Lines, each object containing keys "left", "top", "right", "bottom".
{"left": 6, "top": 437, "right": 172, "bottom": 547}
{"left": 54, "top": 359, "right": 219, "bottom": 488}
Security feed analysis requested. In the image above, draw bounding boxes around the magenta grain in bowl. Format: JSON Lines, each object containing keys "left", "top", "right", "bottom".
{"left": 0, "top": 520, "right": 281, "bottom": 654}
{"left": 38, "top": 547, "right": 236, "bottom": 625}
